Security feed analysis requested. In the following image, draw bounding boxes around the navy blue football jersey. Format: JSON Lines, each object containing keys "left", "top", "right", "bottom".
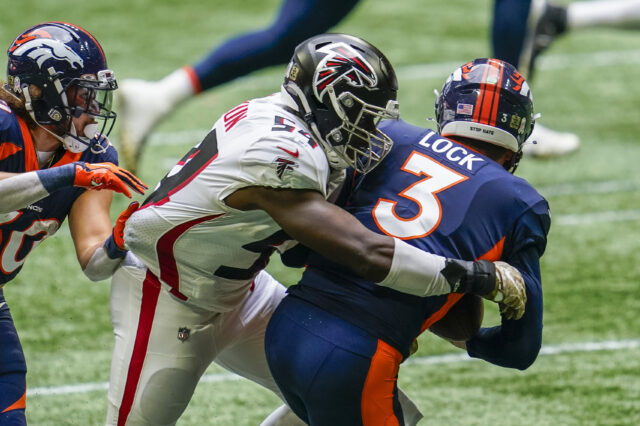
{"left": 0, "top": 102, "right": 118, "bottom": 284}
{"left": 288, "top": 119, "right": 550, "bottom": 357}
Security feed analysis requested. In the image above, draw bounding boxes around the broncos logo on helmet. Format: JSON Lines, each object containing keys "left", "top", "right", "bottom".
{"left": 11, "top": 36, "right": 84, "bottom": 70}
{"left": 312, "top": 42, "right": 377, "bottom": 101}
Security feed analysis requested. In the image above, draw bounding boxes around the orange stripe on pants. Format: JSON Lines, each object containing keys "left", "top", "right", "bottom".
{"left": 1, "top": 390, "right": 26, "bottom": 413}
{"left": 361, "top": 339, "right": 403, "bottom": 426}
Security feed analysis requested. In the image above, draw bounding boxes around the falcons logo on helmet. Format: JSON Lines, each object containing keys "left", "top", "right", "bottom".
{"left": 313, "top": 42, "right": 377, "bottom": 100}
{"left": 11, "top": 35, "right": 84, "bottom": 69}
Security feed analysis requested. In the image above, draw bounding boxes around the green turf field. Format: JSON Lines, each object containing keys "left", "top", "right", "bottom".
{"left": 2, "top": 0, "right": 640, "bottom": 424}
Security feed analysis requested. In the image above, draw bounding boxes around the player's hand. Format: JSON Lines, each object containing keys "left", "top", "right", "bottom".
{"left": 114, "top": 202, "right": 139, "bottom": 250}
{"left": 484, "top": 261, "right": 527, "bottom": 320}
{"left": 104, "top": 201, "right": 140, "bottom": 259}
{"left": 73, "top": 162, "right": 148, "bottom": 197}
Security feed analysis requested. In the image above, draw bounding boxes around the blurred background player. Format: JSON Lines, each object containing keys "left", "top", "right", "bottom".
{"left": 264, "top": 58, "right": 550, "bottom": 425}
{"left": 0, "top": 22, "right": 146, "bottom": 425}
{"left": 493, "top": 0, "right": 640, "bottom": 156}
{"left": 105, "top": 34, "right": 523, "bottom": 426}
{"left": 118, "top": 0, "right": 640, "bottom": 172}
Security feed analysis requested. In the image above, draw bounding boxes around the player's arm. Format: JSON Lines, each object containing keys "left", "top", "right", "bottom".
{"left": 69, "top": 190, "right": 137, "bottom": 282}
{"left": 0, "top": 163, "right": 146, "bottom": 214}
{"left": 225, "top": 186, "right": 516, "bottom": 301}
{"left": 464, "top": 210, "right": 550, "bottom": 370}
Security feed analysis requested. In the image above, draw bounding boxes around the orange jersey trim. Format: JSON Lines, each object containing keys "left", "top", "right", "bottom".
{"left": 420, "top": 236, "right": 506, "bottom": 333}
{"left": 477, "top": 236, "right": 505, "bottom": 262}
{"left": 361, "top": 339, "right": 402, "bottom": 426}
{"left": 54, "top": 148, "right": 82, "bottom": 167}
{"left": 17, "top": 117, "right": 39, "bottom": 171}
{"left": 0, "top": 141, "right": 22, "bottom": 162}
{"left": 1, "top": 390, "right": 26, "bottom": 413}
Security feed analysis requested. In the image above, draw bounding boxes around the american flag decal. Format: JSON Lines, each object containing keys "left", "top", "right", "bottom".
{"left": 457, "top": 103, "right": 474, "bottom": 115}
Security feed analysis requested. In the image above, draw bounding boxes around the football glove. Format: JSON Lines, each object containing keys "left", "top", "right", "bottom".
{"left": 441, "top": 259, "right": 527, "bottom": 320}
{"left": 490, "top": 261, "right": 527, "bottom": 320}
{"left": 104, "top": 201, "right": 140, "bottom": 259}
{"left": 73, "top": 162, "right": 147, "bottom": 198}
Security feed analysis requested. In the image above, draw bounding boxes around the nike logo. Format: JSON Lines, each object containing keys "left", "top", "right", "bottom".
{"left": 277, "top": 146, "right": 299, "bottom": 158}
{"left": 0, "top": 302, "right": 6, "bottom": 309}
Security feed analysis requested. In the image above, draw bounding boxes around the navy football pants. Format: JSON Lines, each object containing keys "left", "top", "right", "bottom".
{"left": 0, "top": 289, "right": 27, "bottom": 426}
{"left": 265, "top": 296, "right": 404, "bottom": 426}
{"left": 192, "top": 0, "right": 361, "bottom": 91}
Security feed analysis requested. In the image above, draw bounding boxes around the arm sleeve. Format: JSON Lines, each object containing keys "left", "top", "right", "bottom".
{"left": 466, "top": 205, "right": 551, "bottom": 370}
{"left": 0, "top": 165, "right": 77, "bottom": 213}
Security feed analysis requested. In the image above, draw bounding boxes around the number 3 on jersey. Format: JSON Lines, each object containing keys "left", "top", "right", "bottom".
{"left": 372, "top": 151, "right": 467, "bottom": 239}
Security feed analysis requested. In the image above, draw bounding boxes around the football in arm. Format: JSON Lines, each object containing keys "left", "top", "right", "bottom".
{"left": 429, "top": 294, "right": 483, "bottom": 341}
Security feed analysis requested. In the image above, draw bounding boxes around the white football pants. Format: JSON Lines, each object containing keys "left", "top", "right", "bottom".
{"left": 106, "top": 254, "right": 423, "bottom": 426}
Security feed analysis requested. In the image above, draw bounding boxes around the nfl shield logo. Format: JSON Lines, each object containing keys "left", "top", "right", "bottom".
{"left": 177, "top": 327, "right": 191, "bottom": 342}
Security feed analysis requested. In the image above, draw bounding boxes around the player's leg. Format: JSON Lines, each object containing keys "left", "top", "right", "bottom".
{"left": 212, "top": 271, "right": 289, "bottom": 397}
{"left": 106, "top": 255, "right": 218, "bottom": 426}
{"left": 0, "top": 290, "right": 27, "bottom": 426}
{"left": 265, "top": 295, "right": 405, "bottom": 426}
{"left": 491, "top": 0, "right": 532, "bottom": 71}
{"left": 117, "top": 0, "right": 360, "bottom": 173}
{"left": 492, "top": 0, "right": 579, "bottom": 158}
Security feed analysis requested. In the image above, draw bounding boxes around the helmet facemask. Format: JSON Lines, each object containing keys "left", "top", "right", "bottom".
{"left": 320, "top": 87, "right": 398, "bottom": 173}
{"left": 60, "top": 70, "right": 118, "bottom": 153}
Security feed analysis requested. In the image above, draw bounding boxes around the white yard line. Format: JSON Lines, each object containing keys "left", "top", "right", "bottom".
{"left": 555, "top": 209, "right": 640, "bottom": 226}
{"left": 27, "top": 338, "right": 640, "bottom": 397}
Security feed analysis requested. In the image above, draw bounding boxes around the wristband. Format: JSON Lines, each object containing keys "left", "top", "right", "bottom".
{"left": 35, "top": 163, "right": 75, "bottom": 193}
{"left": 104, "top": 234, "right": 128, "bottom": 260}
{"left": 440, "top": 259, "right": 497, "bottom": 296}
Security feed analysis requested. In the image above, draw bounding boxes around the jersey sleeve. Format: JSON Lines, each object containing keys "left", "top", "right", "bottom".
{"left": 466, "top": 204, "right": 551, "bottom": 370}
{"left": 235, "top": 137, "right": 329, "bottom": 195}
{"left": 80, "top": 136, "right": 119, "bottom": 165}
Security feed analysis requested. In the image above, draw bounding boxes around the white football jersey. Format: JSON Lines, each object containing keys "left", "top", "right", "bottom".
{"left": 124, "top": 93, "right": 342, "bottom": 311}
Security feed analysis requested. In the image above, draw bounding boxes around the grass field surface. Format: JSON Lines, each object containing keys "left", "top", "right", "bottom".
{"left": 2, "top": 0, "right": 640, "bottom": 424}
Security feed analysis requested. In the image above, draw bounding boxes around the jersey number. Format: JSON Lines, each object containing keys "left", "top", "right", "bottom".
{"left": 0, "top": 215, "right": 59, "bottom": 274}
{"left": 372, "top": 151, "right": 467, "bottom": 239}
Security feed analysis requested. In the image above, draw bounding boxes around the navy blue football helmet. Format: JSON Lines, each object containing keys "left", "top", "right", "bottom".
{"left": 283, "top": 33, "right": 399, "bottom": 174}
{"left": 6, "top": 22, "right": 117, "bottom": 153}
{"left": 435, "top": 58, "right": 535, "bottom": 171}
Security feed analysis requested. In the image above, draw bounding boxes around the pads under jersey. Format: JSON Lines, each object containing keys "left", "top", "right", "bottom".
{"left": 124, "top": 93, "right": 342, "bottom": 312}
{"left": 290, "top": 119, "right": 551, "bottom": 357}
{"left": 0, "top": 101, "right": 118, "bottom": 284}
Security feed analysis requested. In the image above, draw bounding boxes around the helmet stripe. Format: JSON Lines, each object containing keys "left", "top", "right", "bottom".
{"left": 472, "top": 62, "right": 491, "bottom": 125}
{"left": 488, "top": 59, "right": 505, "bottom": 126}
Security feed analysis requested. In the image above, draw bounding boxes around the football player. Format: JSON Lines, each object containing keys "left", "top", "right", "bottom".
{"left": 0, "top": 22, "right": 146, "bottom": 425}
{"left": 264, "top": 58, "right": 550, "bottom": 424}
{"left": 117, "top": 0, "right": 584, "bottom": 174}
{"left": 105, "top": 35, "right": 526, "bottom": 426}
